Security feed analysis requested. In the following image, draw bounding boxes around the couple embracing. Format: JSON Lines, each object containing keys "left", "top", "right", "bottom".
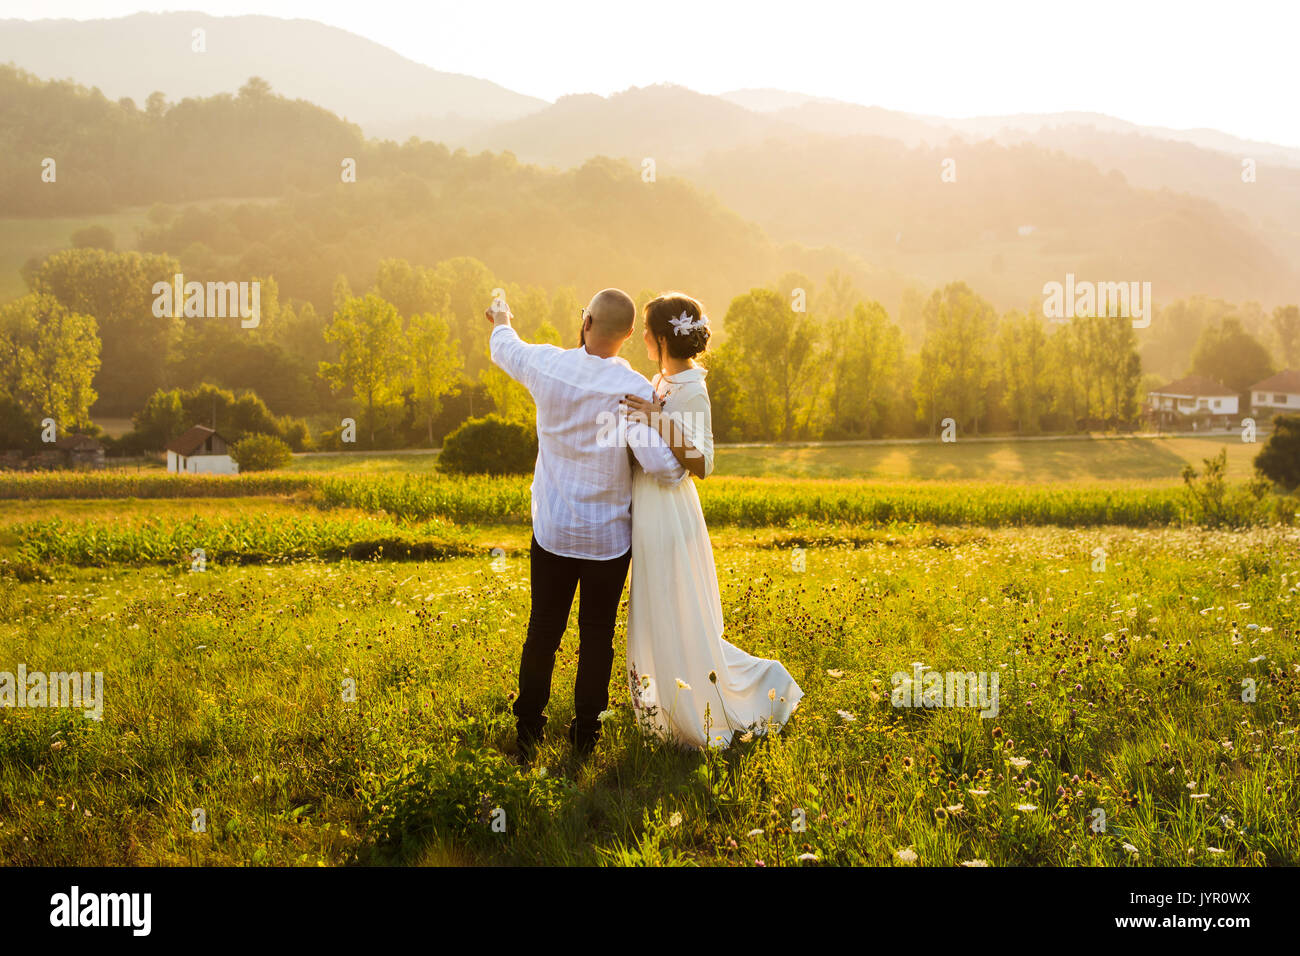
{"left": 486, "top": 288, "right": 802, "bottom": 760}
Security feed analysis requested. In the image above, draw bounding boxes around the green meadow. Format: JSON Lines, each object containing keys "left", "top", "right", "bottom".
{"left": 0, "top": 455, "right": 1294, "bottom": 866}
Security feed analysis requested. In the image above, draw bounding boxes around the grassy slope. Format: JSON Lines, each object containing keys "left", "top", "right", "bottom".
{"left": 286, "top": 435, "right": 1260, "bottom": 482}
{"left": 0, "top": 208, "right": 152, "bottom": 301}
{"left": 714, "top": 435, "right": 1261, "bottom": 482}
{"left": 0, "top": 523, "right": 1294, "bottom": 866}
{"left": 0, "top": 197, "right": 281, "bottom": 301}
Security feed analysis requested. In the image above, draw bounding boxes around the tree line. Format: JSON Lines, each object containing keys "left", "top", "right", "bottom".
{"left": 4, "top": 244, "right": 1291, "bottom": 453}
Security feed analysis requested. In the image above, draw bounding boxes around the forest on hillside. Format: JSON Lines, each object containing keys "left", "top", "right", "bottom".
{"left": 1, "top": 68, "right": 1296, "bottom": 455}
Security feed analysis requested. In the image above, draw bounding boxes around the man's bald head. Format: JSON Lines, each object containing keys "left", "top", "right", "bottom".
{"left": 582, "top": 288, "right": 636, "bottom": 356}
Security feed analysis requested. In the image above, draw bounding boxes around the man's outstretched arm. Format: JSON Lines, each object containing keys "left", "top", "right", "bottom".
{"left": 486, "top": 306, "right": 547, "bottom": 389}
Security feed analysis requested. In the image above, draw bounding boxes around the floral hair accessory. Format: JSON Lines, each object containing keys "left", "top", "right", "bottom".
{"left": 670, "top": 310, "right": 709, "bottom": 336}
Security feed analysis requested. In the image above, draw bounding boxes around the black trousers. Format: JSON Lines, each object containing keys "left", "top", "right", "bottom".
{"left": 512, "top": 534, "right": 631, "bottom": 747}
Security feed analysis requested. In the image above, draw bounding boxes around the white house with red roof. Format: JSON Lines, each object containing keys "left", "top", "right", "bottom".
{"left": 1249, "top": 369, "right": 1300, "bottom": 419}
{"left": 165, "top": 425, "right": 238, "bottom": 474}
{"left": 1146, "top": 374, "right": 1239, "bottom": 429}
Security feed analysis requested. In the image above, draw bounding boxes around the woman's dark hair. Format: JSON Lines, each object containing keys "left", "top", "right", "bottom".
{"left": 644, "top": 292, "right": 710, "bottom": 361}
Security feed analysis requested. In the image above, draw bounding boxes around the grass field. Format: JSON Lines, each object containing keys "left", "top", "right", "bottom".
{"left": 282, "top": 434, "right": 1260, "bottom": 482}
{"left": 0, "top": 472, "right": 1207, "bottom": 527}
{"left": 0, "top": 447, "right": 1294, "bottom": 867}
{"left": 79, "top": 432, "right": 1260, "bottom": 484}
{"left": 0, "top": 209, "right": 154, "bottom": 301}
{"left": 717, "top": 434, "right": 1262, "bottom": 481}
{"left": 0, "top": 498, "right": 1295, "bottom": 866}
{"left": 288, "top": 452, "right": 443, "bottom": 474}
{"left": 0, "top": 196, "right": 282, "bottom": 301}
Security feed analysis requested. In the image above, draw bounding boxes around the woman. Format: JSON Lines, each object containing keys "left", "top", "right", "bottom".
{"left": 620, "top": 292, "right": 803, "bottom": 749}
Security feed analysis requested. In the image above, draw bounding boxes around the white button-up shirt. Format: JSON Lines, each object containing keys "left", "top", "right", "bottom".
{"left": 490, "top": 324, "right": 685, "bottom": 560}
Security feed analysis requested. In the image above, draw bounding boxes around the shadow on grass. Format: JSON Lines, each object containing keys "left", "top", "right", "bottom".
{"left": 358, "top": 696, "right": 797, "bottom": 867}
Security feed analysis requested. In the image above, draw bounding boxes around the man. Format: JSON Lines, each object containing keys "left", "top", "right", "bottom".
{"left": 486, "top": 288, "right": 685, "bottom": 760}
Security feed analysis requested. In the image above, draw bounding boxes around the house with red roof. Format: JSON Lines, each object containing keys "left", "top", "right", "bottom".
{"left": 1249, "top": 369, "right": 1300, "bottom": 420}
{"left": 165, "top": 425, "right": 237, "bottom": 474}
{"left": 1146, "top": 375, "right": 1239, "bottom": 429}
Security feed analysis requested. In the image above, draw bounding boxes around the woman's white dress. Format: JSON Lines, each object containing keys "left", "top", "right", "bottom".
{"left": 626, "top": 367, "right": 803, "bottom": 749}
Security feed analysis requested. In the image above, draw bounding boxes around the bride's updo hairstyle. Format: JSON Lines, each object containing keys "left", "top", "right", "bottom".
{"left": 644, "top": 292, "right": 711, "bottom": 361}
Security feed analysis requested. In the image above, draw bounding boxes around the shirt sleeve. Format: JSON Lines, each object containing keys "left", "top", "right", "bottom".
{"left": 671, "top": 386, "right": 715, "bottom": 478}
{"left": 628, "top": 420, "right": 688, "bottom": 483}
{"left": 623, "top": 372, "right": 686, "bottom": 484}
{"left": 489, "top": 324, "right": 545, "bottom": 391}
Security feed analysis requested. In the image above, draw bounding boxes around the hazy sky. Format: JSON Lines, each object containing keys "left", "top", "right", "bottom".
{"left": 6, "top": 0, "right": 1297, "bottom": 146}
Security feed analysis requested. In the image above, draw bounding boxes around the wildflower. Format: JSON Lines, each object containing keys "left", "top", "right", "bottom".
{"left": 967, "top": 788, "right": 990, "bottom": 797}
{"left": 960, "top": 859, "right": 989, "bottom": 867}
{"left": 836, "top": 709, "right": 857, "bottom": 722}
{"left": 768, "top": 688, "right": 776, "bottom": 701}
{"left": 944, "top": 803, "right": 965, "bottom": 816}
{"left": 826, "top": 669, "right": 844, "bottom": 678}
{"left": 708, "top": 671, "right": 717, "bottom": 684}
{"left": 50, "top": 741, "right": 65, "bottom": 752}
{"left": 797, "top": 852, "right": 819, "bottom": 863}
{"left": 1206, "top": 847, "right": 1225, "bottom": 856}
{"left": 1009, "top": 757, "right": 1031, "bottom": 771}
{"left": 1189, "top": 793, "right": 1210, "bottom": 800}
{"left": 597, "top": 709, "right": 615, "bottom": 723}
{"left": 669, "top": 812, "right": 682, "bottom": 827}
{"left": 1122, "top": 843, "right": 1139, "bottom": 857}
{"left": 747, "top": 828, "right": 764, "bottom": 838}
{"left": 1015, "top": 804, "right": 1038, "bottom": 812}
{"left": 895, "top": 847, "right": 918, "bottom": 864}
{"left": 675, "top": 678, "right": 691, "bottom": 691}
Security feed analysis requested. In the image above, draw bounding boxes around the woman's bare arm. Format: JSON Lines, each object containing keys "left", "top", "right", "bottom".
{"left": 621, "top": 393, "right": 707, "bottom": 479}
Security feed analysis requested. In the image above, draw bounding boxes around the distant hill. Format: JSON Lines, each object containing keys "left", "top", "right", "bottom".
{"left": 719, "top": 88, "right": 845, "bottom": 113}
{"left": 721, "top": 91, "right": 1300, "bottom": 167}
{"left": 0, "top": 12, "right": 546, "bottom": 141}
{"left": 468, "top": 84, "right": 798, "bottom": 166}
{"left": 737, "top": 97, "right": 1300, "bottom": 270}
{"left": 943, "top": 111, "right": 1300, "bottom": 168}
{"left": 461, "top": 84, "right": 1299, "bottom": 307}
{"left": 683, "top": 133, "right": 1299, "bottom": 309}
{"left": 3, "top": 15, "right": 1297, "bottom": 312}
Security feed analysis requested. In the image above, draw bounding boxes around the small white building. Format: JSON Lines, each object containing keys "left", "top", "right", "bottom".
{"left": 165, "top": 425, "right": 238, "bottom": 474}
{"left": 1147, "top": 375, "right": 1239, "bottom": 429}
{"left": 1249, "top": 369, "right": 1300, "bottom": 419}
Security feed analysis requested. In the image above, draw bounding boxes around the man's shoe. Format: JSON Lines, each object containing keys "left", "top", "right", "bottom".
{"left": 567, "top": 719, "right": 599, "bottom": 758}
{"left": 515, "top": 732, "right": 541, "bottom": 764}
